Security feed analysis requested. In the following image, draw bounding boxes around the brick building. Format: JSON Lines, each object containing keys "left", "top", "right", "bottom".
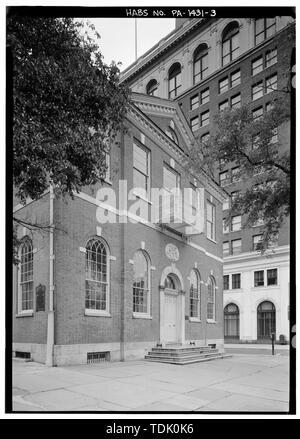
{"left": 13, "top": 92, "right": 226, "bottom": 365}
{"left": 121, "top": 15, "right": 294, "bottom": 343}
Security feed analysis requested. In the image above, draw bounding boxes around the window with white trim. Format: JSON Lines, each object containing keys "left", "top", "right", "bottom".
{"left": 267, "top": 268, "right": 277, "bottom": 286}
{"left": 19, "top": 237, "right": 34, "bottom": 312}
{"left": 85, "top": 238, "right": 109, "bottom": 312}
{"left": 219, "top": 77, "right": 229, "bottom": 94}
{"left": 206, "top": 200, "right": 216, "bottom": 241}
{"left": 163, "top": 164, "right": 180, "bottom": 191}
{"left": 231, "top": 239, "right": 242, "bottom": 255}
{"left": 223, "top": 241, "right": 230, "bottom": 257}
{"left": 254, "top": 270, "right": 264, "bottom": 287}
{"left": 207, "top": 276, "right": 216, "bottom": 320}
{"left": 232, "top": 273, "right": 241, "bottom": 289}
{"left": 223, "top": 218, "right": 229, "bottom": 234}
{"left": 190, "top": 116, "right": 199, "bottom": 132}
{"left": 190, "top": 269, "right": 201, "bottom": 319}
{"left": 223, "top": 275, "right": 229, "bottom": 290}
{"left": 253, "top": 234, "right": 263, "bottom": 251}
{"left": 133, "top": 142, "right": 150, "bottom": 196}
{"left": 133, "top": 250, "right": 150, "bottom": 315}
{"left": 168, "top": 63, "right": 182, "bottom": 99}
{"left": 231, "top": 215, "right": 242, "bottom": 232}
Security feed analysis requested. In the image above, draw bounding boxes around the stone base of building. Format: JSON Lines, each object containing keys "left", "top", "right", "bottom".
{"left": 13, "top": 339, "right": 225, "bottom": 366}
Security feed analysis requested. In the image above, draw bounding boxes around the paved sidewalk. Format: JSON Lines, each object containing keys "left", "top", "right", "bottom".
{"left": 225, "top": 344, "right": 290, "bottom": 356}
{"left": 12, "top": 353, "right": 289, "bottom": 412}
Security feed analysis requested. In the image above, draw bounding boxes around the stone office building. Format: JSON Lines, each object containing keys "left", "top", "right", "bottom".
{"left": 13, "top": 92, "right": 226, "bottom": 365}
{"left": 121, "top": 15, "right": 294, "bottom": 343}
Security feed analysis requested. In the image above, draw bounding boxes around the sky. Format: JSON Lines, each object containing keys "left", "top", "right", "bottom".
{"left": 85, "top": 18, "right": 175, "bottom": 71}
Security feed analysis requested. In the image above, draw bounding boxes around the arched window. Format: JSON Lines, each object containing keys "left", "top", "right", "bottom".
{"left": 224, "top": 303, "right": 240, "bottom": 339}
{"left": 207, "top": 276, "right": 216, "bottom": 321}
{"left": 222, "top": 22, "right": 239, "bottom": 66}
{"left": 190, "top": 269, "right": 201, "bottom": 319}
{"left": 133, "top": 250, "right": 150, "bottom": 315}
{"left": 168, "top": 63, "right": 181, "bottom": 99}
{"left": 257, "top": 301, "right": 276, "bottom": 339}
{"left": 85, "top": 238, "right": 109, "bottom": 312}
{"left": 193, "top": 44, "right": 208, "bottom": 84}
{"left": 19, "top": 237, "right": 34, "bottom": 312}
{"left": 146, "top": 79, "right": 158, "bottom": 96}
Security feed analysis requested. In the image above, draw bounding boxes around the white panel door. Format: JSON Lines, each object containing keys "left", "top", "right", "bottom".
{"left": 164, "top": 292, "right": 178, "bottom": 342}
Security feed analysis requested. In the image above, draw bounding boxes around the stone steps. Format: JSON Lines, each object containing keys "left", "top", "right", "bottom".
{"left": 145, "top": 345, "right": 232, "bottom": 365}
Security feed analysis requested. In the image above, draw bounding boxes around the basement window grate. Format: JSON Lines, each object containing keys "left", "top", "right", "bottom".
{"left": 15, "top": 351, "right": 31, "bottom": 359}
{"left": 87, "top": 351, "right": 110, "bottom": 364}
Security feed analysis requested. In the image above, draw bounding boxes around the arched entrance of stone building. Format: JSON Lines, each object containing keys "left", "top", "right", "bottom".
{"left": 257, "top": 301, "right": 276, "bottom": 340}
{"left": 159, "top": 267, "right": 185, "bottom": 345}
{"left": 224, "top": 303, "right": 240, "bottom": 340}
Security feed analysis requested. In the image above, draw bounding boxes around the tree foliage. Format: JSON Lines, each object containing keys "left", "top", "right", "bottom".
{"left": 186, "top": 95, "right": 291, "bottom": 250}
{"left": 7, "top": 15, "right": 130, "bottom": 202}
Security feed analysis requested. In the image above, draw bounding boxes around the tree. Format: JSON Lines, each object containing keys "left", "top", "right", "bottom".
{"left": 8, "top": 15, "right": 130, "bottom": 201}
{"left": 7, "top": 14, "right": 130, "bottom": 263}
{"left": 186, "top": 95, "right": 291, "bottom": 251}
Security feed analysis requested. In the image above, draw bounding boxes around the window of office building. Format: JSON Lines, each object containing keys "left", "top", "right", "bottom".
{"left": 255, "top": 18, "right": 276, "bottom": 45}
{"left": 222, "top": 22, "right": 240, "bottom": 66}
{"left": 206, "top": 201, "right": 216, "bottom": 241}
{"left": 254, "top": 270, "right": 264, "bottom": 287}
{"left": 266, "top": 48, "right": 277, "bottom": 68}
{"left": 193, "top": 44, "right": 209, "bottom": 84}
{"left": 231, "top": 69, "right": 241, "bottom": 88}
{"left": 267, "top": 268, "right": 278, "bottom": 286}
{"left": 231, "top": 93, "right": 241, "bottom": 109}
{"left": 200, "top": 88, "right": 210, "bottom": 105}
{"left": 232, "top": 273, "right": 241, "bottom": 289}
{"left": 231, "top": 239, "right": 242, "bottom": 255}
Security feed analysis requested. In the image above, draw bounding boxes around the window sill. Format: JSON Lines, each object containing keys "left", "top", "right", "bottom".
{"left": 132, "top": 313, "right": 152, "bottom": 320}
{"left": 189, "top": 317, "right": 201, "bottom": 323}
{"left": 206, "top": 319, "right": 216, "bottom": 324}
{"left": 84, "top": 309, "right": 111, "bottom": 317}
{"left": 16, "top": 311, "right": 34, "bottom": 318}
{"left": 252, "top": 285, "right": 279, "bottom": 290}
{"left": 132, "top": 190, "right": 152, "bottom": 205}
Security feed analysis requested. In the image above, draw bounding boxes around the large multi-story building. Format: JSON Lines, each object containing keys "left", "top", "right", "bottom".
{"left": 13, "top": 91, "right": 226, "bottom": 365}
{"left": 121, "top": 15, "right": 294, "bottom": 343}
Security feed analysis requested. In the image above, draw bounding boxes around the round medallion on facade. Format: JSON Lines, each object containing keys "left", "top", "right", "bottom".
{"left": 165, "top": 243, "right": 179, "bottom": 261}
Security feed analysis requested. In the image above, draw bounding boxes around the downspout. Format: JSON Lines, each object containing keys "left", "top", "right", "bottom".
{"left": 46, "top": 183, "right": 55, "bottom": 366}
